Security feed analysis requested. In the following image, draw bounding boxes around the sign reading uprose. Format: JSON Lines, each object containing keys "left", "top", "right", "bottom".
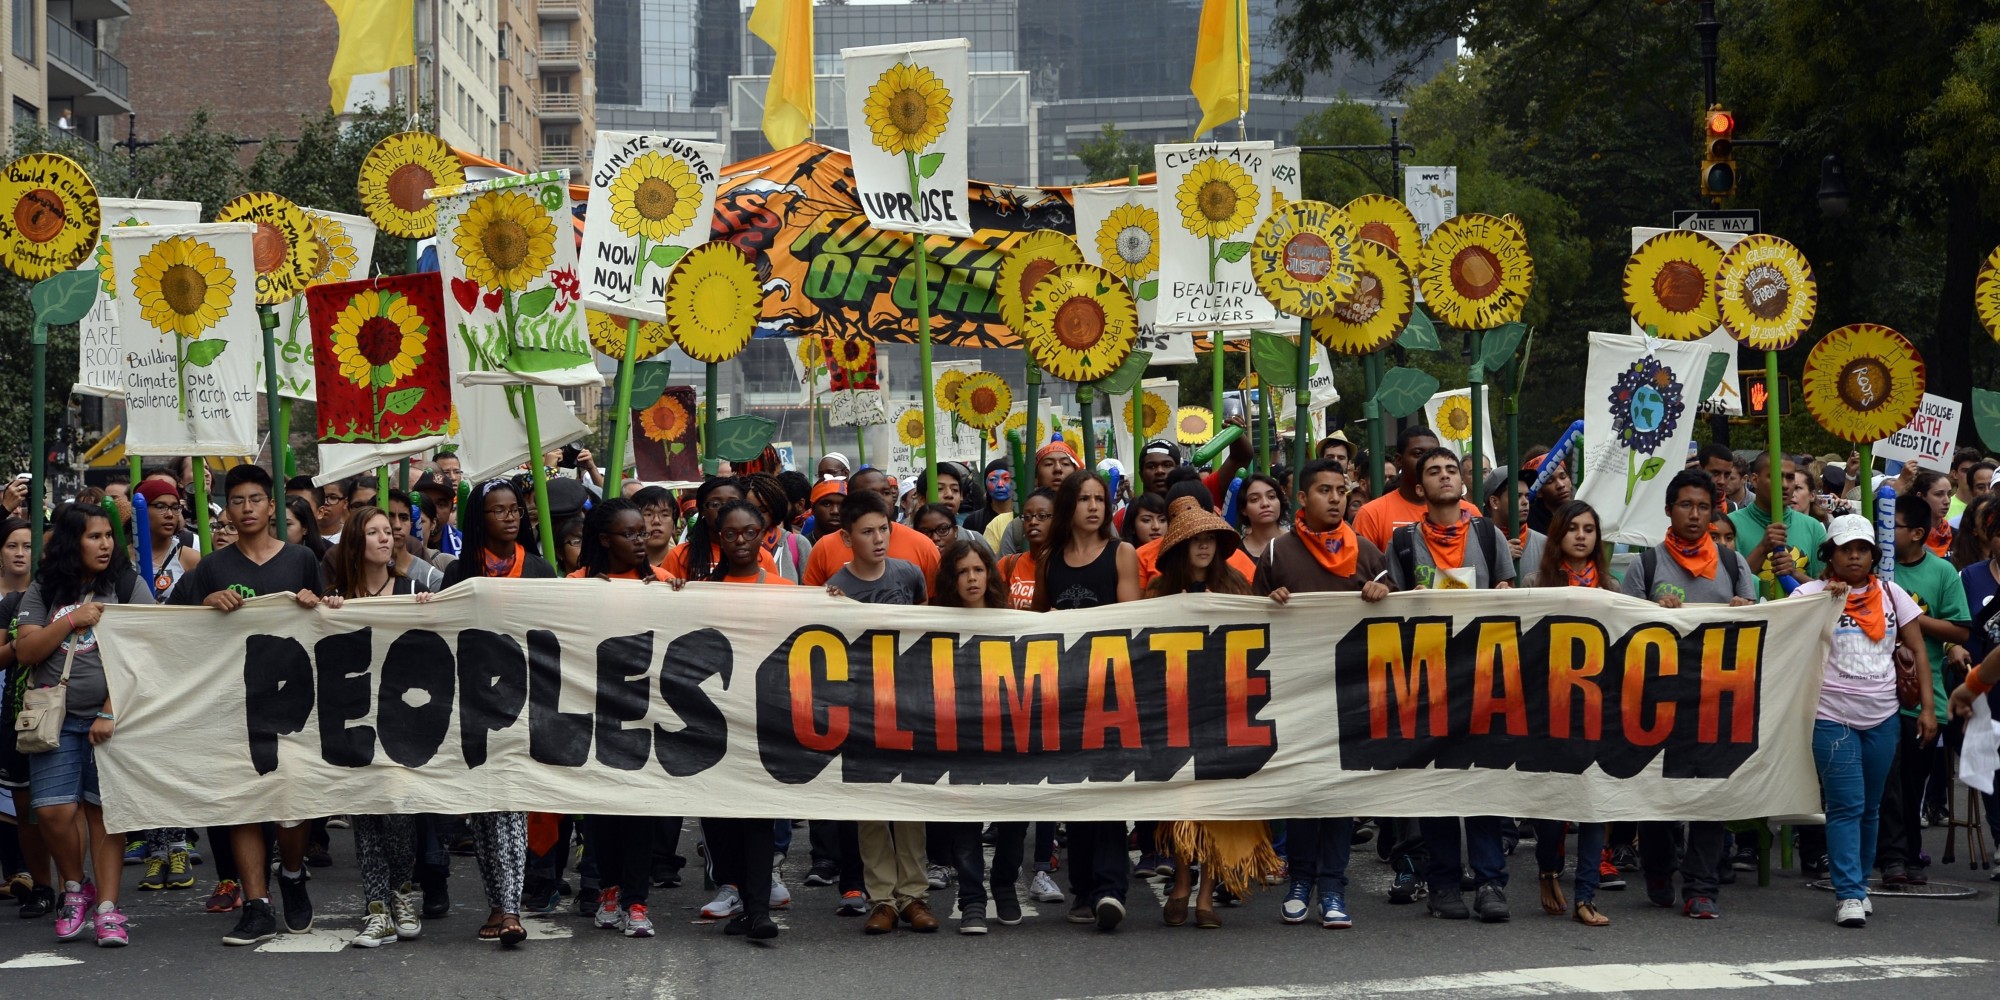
{"left": 93, "top": 583, "right": 1834, "bottom": 829}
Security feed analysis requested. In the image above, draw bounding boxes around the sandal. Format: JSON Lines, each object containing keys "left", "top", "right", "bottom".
{"left": 1573, "top": 902, "right": 1610, "bottom": 927}
{"left": 497, "top": 913, "right": 527, "bottom": 946}
{"left": 1195, "top": 906, "right": 1221, "bottom": 929}
{"left": 478, "top": 912, "right": 504, "bottom": 941}
{"left": 1163, "top": 894, "right": 1189, "bottom": 927}
{"left": 1539, "top": 872, "right": 1568, "bottom": 915}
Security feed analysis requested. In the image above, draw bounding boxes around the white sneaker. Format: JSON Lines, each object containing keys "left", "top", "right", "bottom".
{"left": 701, "top": 884, "right": 744, "bottom": 919}
{"left": 595, "top": 891, "right": 624, "bottom": 929}
{"left": 352, "top": 902, "right": 398, "bottom": 948}
{"left": 926, "top": 864, "right": 951, "bottom": 890}
{"left": 1030, "top": 871, "right": 1064, "bottom": 903}
{"left": 1835, "top": 898, "right": 1866, "bottom": 927}
{"left": 1862, "top": 893, "right": 1873, "bottom": 916}
{"left": 770, "top": 875, "right": 792, "bottom": 909}
{"left": 388, "top": 883, "right": 423, "bottom": 939}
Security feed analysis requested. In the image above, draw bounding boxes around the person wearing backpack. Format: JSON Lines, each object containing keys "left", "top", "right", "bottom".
{"left": 1620, "top": 469, "right": 1756, "bottom": 920}
{"left": 1384, "top": 448, "right": 1515, "bottom": 923}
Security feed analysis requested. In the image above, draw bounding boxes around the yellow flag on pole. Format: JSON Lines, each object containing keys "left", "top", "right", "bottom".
{"left": 1189, "top": 0, "right": 1249, "bottom": 139}
{"left": 749, "top": 0, "right": 816, "bottom": 150}
{"left": 325, "top": 0, "right": 417, "bottom": 113}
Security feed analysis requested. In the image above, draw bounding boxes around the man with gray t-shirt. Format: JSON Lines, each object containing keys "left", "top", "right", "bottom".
{"left": 1619, "top": 469, "right": 1756, "bottom": 920}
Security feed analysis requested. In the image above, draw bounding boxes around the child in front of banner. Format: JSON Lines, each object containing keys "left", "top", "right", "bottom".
{"left": 1621, "top": 470, "right": 1757, "bottom": 920}
{"left": 1254, "top": 458, "right": 1390, "bottom": 931}
{"left": 825, "top": 489, "right": 938, "bottom": 935}
{"left": 1385, "top": 447, "right": 1515, "bottom": 924}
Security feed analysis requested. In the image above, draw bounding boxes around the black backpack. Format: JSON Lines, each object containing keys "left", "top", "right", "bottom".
{"left": 1636, "top": 545, "right": 1744, "bottom": 599}
{"left": 1391, "top": 516, "right": 1504, "bottom": 589}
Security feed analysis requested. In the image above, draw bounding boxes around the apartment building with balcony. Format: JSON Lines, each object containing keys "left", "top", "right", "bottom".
{"left": 494, "top": 0, "right": 538, "bottom": 170}
{"left": 534, "top": 0, "right": 592, "bottom": 176}
{"left": 5, "top": 0, "right": 130, "bottom": 144}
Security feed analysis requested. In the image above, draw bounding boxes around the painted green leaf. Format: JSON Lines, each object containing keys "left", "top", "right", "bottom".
{"left": 1637, "top": 456, "right": 1667, "bottom": 481}
{"left": 384, "top": 387, "right": 426, "bottom": 415}
{"left": 1698, "top": 349, "right": 1731, "bottom": 403}
{"left": 1374, "top": 365, "right": 1439, "bottom": 419}
{"left": 1398, "top": 305, "right": 1440, "bottom": 352}
{"left": 710, "top": 414, "right": 777, "bottom": 462}
{"left": 918, "top": 152, "right": 945, "bottom": 179}
{"left": 31, "top": 269, "right": 99, "bottom": 326}
{"left": 1249, "top": 331, "right": 1299, "bottom": 388}
{"left": 1479, "top": 321, "right": 1527, "bottom": 372}
{"left": 1091, "top": 349, "right": 1152, "bottom": 396}
{"left": 1973, "top": 387, "right": 2000, "bottom": 453}
{"left": 1217, "top": 242, "right": 1253, "bottom": 263}
{"left": 627, "top": 359, "right": 674, "bottom": 410}
{"left": 185, "top": 339, "right": 228, "bottom": 367}
{"left": 1137, "top": 279, "right": 1158, "bottom": 301}
{"left": 648, "top": 243, "right": 688, "bottom": 270}
{"left": 516, "top": 286, "right": 558, "bottom": 319}
{"left": 508, "top": 347, "right": 589, "bottom": 373}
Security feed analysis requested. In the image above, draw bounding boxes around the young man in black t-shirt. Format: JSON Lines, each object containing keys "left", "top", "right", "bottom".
{"left": 167, "top": 465, "right": 329, "bottom": 946}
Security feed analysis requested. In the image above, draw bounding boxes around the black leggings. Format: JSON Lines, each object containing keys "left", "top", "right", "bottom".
{"left": 701, "top": 818, "right": 776, "bottom": 917}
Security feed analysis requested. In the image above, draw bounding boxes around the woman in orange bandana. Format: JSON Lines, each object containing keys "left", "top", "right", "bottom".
{"left": 1789, "top": 514, "right": 1934, "bottom": 927}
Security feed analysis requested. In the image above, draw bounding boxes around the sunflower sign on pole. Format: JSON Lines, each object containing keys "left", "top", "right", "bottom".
{"left": 842, "top": 37, "right": 972, "bottom": 503}
{"left": 661, "top": 240, "right": 768, "bottom": 476}
{"left": 72, "top": 199, "right": 203, "bottom": 402}
{"left": 1310, "top": 235, "right": 1421, "bottom": 486}
{"left": 1248, "top": 200, "right": 1356, "bottom": 475}
{"left": 1417, "top": 214, "right": 1534, "bottom": 487}
{"left": 1802, "top": 324, "right": 1926, "bottom": 525}
{"left": 269, "top": 208, "right": 377, "bottom": 485}
{"left": 1154, "top": 141, "right": 1281, "bottom": 420}
{"left": 0, "top": 153, "right": 102, "bottom": 566}
{"left": 1020, "top": 263, "right": 1141, "bottom": 472}
{"left": 1573, "top": 332, "right": 1708, "bottom": 545}
{"left": 305, "top": 273, "right": 454, "bottom": 454}
{"left": 999, "top": 230, "right": 1085, "bottom": 460}
{"left": 579, "top": 131, "right": 724, "bottom": 493}
{"left": 956, "top": 370, "right": 1013, "bottom": 469}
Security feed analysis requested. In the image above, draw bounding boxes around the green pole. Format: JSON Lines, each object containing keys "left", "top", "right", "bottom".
{"left": 1127, "top": 165, "right": 1147, "bottom": 478}
{"left": 1468, "top": 328, "right": 1486, "bottom": 490}
{"left": 1026, "top": 358, "right": 1043, "bottom": 455}
{"left": 1211, "top": 330, "right": 1225, "bottom": 429}
{"left": 1859, "top": 441, "right": 1874, "bottom": 522}
{"left": 1079, "top": 385, "right": 1098, "bottom": 475}
{"left": 258, "top": 305, "right": 286, "bottom": 540}
{"left": 906, "top": 151, "right": 941, "bottom": 504}
{"left": 397, "top": 458, "right": 410, "bottom": 492}
{"left": 128, "top": 454, "right": 141, "bottom": 490}
{"left": 703, "top": 363, "right": 720, "bottom": 476}
{"left": 519, "top": 386, "right": 559, "bottom": 567}
{"left": 1292, "top": 319, "right": 1312, "bottom": 476}
{"left": 27, "top": 320, "right": 47, "bottom": 571}
{"left": 605, "top": 317, "right": 642, "bottom": 495}
{"left": 99, "top": 496, "right": 123, "bottom": 549}
{"left": 377, "top": 465, "right": 391, "bottom": 513}
{"left": 1255, "top": 364, "right": 1273, "bottom": 475}
{"left": 191, "top": 457, "right": 211, "bottom": 552}
{"left": 1505, "top": 353, "right": 1522, "bottom": 541}
{"left": 1763, "top": 348, "right": 1785, "bottom": 600}
{"left": 276, "top": 398, "right": 293, "bottom": 480}
{"left": 1363, "top": 350, "right": 1386, "bottom": 498}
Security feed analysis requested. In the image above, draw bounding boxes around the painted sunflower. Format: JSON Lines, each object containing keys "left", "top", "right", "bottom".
{"left": 1341, "top": 194, "right": 1421, "bottom": 271}
{"left": 862, "top": 62, "right": 954, "bottom": 157}
{"left": 1125, "top": 390, "right": 1169, "bottom": 438}
{"left": 216, "top": 192, "right": 323, "bottom": 306}
{"left": 1094, "top": 202, "right": 1159, "bottom": 283}
{"left": 609, "top": 150, "right": 705, "bottom": 243}
{"left": 302, "top": 210, "right": 360, "bottom": 287}
{"left": 639, "top": 393, "right": 693, "bottom": 442}
{"left": 329, "top": 288, "right": 428, "bottom": 390}
{"left": 797, "top": 336, "right": 826, "bottom": 370}
{"left": 452, "top": 189, "right": 558, "bottom": 294}
{"left": 663, "top": 240, "right": 759, "bottom": 363}
{"left": 1174, "top": 158, "right": 1260, "bottom": 240}
{"left": 998, "top": 230, "right": 1084, "bottom": 336}
{"left": 358, "top": 131, "right": 464, "bottom": 239}
{"left": 1623, "top": 230, "right": 1723, "bottom": 341}
{"left": 1176, "top": 405, "right": 1216, "bottom": 445}
{"left": 1801, "top": 323, "right": 1925, "bottom": 445}
{"left": 1418, "top": 213, "right": 1533, "bottom": 331}
{"left": 1251, "top": 200, "right": 1356, "bottom": 318}
{"left": 1714, "top": 234, "right": 1816, "bottom": 351}
{"left": 827, "top": 336, "right": 876, "bottom": 372}
{"left": 1978, "top": 245, "right": 2000, "bottom": 344}
{"left": 0, "top": 152, "right": 100, "bottom": 281}
{"left": 957, "top": 371, "right": 1012, "bottom": 430}
{"left": 1023, "top": 263, "right": 1139, "bottom": 383}
{"left": 936, "top": 369, "right": 970, "bottom": 411}
{"left": 989, "top": 408, "right": 1032, "bottom": 451}
{"left": 94, "top": 216, "right": 152, "bottom": 300}
{"left": 586, "top": 308, "right": 674, "bottom": 361}
{"left": 895, "top": 407, "right": 928, "bottom": 447}
{"left": 1310, "top": 239, "right": 1413, "bottom": 355}
{"left": 131, "top": 235, "right": 236, "bottom": 339}
{"left": 1435, "top": 394, "right": 1474, "bottom": 448}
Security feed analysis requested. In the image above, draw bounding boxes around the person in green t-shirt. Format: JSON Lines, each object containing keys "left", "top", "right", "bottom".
{"left": 1727, "top": 500, "right": 1826, "bottom": 591}
{"left": 1875, "top": 495, "right": 1970, "bottom": 885}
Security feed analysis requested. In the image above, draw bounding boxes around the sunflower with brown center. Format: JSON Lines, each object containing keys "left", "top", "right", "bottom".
{"left": 1801, "top": 323, "right": 1925, "bottom": 445}
{"left": 452, "top": 189, "right": 559, "bottom": 294}
{"left": 1022, "top": 263, "right": 1138, "bottom": 383}
{"left": 956, "top": 371, "right": 1012, "bottom": 430}
{"left": 1310, "top": 239, "right": 1413, "bottom": 355}
{"left": 863, "top": 62, "right": 954, "bottom": 157}
{"left": 998, "top": 230, "right": 1084, "bottom": 338}
{"left": 1623, "top": 230, "right": 1723, "bottom": 340}
{"left": 217, "top": 192, "right": 323, "bottom": 306}
{"left": 358, "top": 132, "right": 465, "bottom": 239}
{"left": 1714, "top": 234, "right": 1817, "bottom": 351}
{"left": 1418, "top": 213, "right": 1533, "bottom": 330}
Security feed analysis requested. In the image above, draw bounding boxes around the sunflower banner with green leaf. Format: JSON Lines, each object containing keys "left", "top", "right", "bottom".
{"left": 840, "top": 38, "right": 974, "bottom": 239}
{"left": 430, "top": 170, "right": 596, "bottom": 389}
{"left": 108, "top": 223, "right": 263, "bottom": 456}
{"left": 1153, "top": 141, "right": 1282, "bottom": 334}
{"left": 305, "top": 273, "right": 454, "bottom": 446}
{"left": 272, "top": 208, "right": 378, "bottom": 403}
{"left": 1073, "top": 185, "right": 1195, "bottom": 365}
{"left": 579, "top": 132, "right": 724, "bottom": 324}
{"left": 71, "top": 197, "right": 201, "bottom": 399}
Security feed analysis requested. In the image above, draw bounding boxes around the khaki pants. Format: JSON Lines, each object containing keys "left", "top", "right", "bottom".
{"left": 858, "top": 820, "right": 928, "bottom": 909}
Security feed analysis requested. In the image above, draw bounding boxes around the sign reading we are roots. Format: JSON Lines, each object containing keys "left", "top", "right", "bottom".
{"left": 94, "top": 583, "right": 1833, "bottom": 829}
{"left": 580, "top": 132, "right": 724, "bottom": 323}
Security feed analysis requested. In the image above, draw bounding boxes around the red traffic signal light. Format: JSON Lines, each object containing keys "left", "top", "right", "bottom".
{"left": 1701, "top": 105, "right": 1737, "bottom": 199}
{"left": 1706, "top": 110, "right": 1735, "bottom": 136}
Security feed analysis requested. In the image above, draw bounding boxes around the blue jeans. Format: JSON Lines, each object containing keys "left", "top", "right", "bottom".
{"left": 1420, "top": 815, "right": 1507, "bottom": 894}
{"left": 1285, "top": 818, "right": 1352, "bottom": 898}
{"left": 1812, "top": 717, "right": 1898, "bottom": 900}
{"left": 1533, "top": 820, "right": 1605, "bottom": 905}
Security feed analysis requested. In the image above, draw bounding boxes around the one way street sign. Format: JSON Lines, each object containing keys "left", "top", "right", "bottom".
{"left": 1672, "top": 209, "right": 1761, "bottom": 235}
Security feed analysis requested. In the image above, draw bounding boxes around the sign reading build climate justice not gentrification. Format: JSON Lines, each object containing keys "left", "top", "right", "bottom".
{"left": 92, "top": 583, "right": 1836, "bottom": 832}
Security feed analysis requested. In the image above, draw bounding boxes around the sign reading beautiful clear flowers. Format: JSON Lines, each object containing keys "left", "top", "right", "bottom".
{"left": 840, "top": 38, "right": 974, "bottom": 238}
{"left": 579, "top": 131, "right": 725, "bottom": 324}
{"left": 1153, "top": 142, "right": 1282, "bottom": 333}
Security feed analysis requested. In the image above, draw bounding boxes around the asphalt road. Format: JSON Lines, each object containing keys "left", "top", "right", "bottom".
{"left": 1, "top": 823, "right": 1993, "bottom": 1000}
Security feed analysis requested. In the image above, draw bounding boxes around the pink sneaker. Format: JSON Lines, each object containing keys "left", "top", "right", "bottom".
{"left": 94, "top": 905, "right": 129, "bottom": 947}
{"left": 54, "top": 890, "right": 93, "bottom": 941}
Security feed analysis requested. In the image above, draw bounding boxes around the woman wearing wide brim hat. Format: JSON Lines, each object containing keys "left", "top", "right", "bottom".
{"left": 1145, "top": 496, "right": 1279, "bottom": 929}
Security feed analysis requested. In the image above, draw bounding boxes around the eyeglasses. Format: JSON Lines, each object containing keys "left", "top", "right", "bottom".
{"left": 610, "top": 529, "right": 648, "bottom": 543}
{"left": 319, "top": 494, "right": 347, "bottom": 507}
{"left": 923, "top": 522, "right": 956, "bottom": 537}
{"left": 1021, "top": 511, "right": 1054, "bottom": 523}
{"left": 487, "top": 505, "right": 523, "bottom": 521}
{"left": 151, "top": 502, "right": 184, "bottom": 513}
{"left": 227, "top": 494, "right": 270, "bottom": 508}
{"left": 717, "top": 527, "right": 763, "bottom": 542}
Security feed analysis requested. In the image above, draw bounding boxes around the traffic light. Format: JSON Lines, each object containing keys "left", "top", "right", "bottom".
{"left": 1701, "top": 105, "right": 1736, "bottom": 199}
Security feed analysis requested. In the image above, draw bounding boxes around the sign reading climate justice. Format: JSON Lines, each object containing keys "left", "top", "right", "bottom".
{"left": 93, "top": 583, "right": 1835, "bottom": 830}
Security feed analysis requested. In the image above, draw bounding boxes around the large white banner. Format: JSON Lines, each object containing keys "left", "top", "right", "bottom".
{"left": 1576, "top": 332, "right": 1716, "bottom": 546}
{"left": 93, "top": 582, "right": 1833, "bottom": 829}
{"left": 579, "top": 132, "right": 725, "bottom": 323}
{"left": 266, "top": 208, "right": 379, "bottom": 403}
{"left": 1155, "top": 141, "right": 1279, "bottom": 333}
{"left": 840, "top": 38, "right": 975, "bottom": 238}
{"left": 73, "top": 198, "right": 203, "bottom": 399}
{"left": 1072, "top": 185, "right": 1194, "bottom": 365}
{"left": 112, "top": 223, "right": 263, "bottom": 456}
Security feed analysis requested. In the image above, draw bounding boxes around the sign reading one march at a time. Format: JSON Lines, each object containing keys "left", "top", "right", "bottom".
{"left": 93, "top": 583, "right": 1837, "bottom": 831}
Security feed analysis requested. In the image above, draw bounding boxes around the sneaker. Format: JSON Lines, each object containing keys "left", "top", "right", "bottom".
{"left": 1094, "top": 895, "right": 1125, "bottom": 931}
{"left": 1904, "top": 865, "right": 1930, "bottom": 886}
{"left": 137, "top": 854, "right": 167, "bottom": 891}
{"left": 1802, "top": 852, "right": 1831, "bottom": 879}
{"left": 596, "top": 887, "right": 624, "bottom": 929}
{"left": 1684, "top": 895, "right": 1719, "bottom": 919}
{"left": 93, "top": 904, "right": 128, "bottom": 947}
{"left": 164, "top": 849, "right": 196, "bottom": 890}
{"left": 1031, "top": 871, "right": 1065, "bottom": 903}
{"left": 959, "top": 905, "right": 989, "bottom": 935}
{"left": 1280, "top": 880, "right": 1312, "bottom": 924}
{"left": 700, "top": 884, "right": 743, "bottom": 919}
{"left": 420, "top": 875, "right": 450, "bottom": 918}
{"left": 770, "top": 874, "right": 792, "bottom": 909}
{"left": 204, "top": 879, "right": 243, "bottom": 913}
{"left": 1597, "top": 850, "right": 1626, "bottom": 891}
{"left": 304, "top": 842, "right": 333, "bottom": 868}
{"left": 575, "top": 884, "right": 601, "bottom": 918}
{"left": 1834, "top": 897, "right": 1866, "bottom": 927}
{"left": 352, "top": 901, "right": 398, "bottom": 948}
{"left": 1730, "top": 844, "right": 1759, "bottom": 871}
{"left": 1880, "top": 862, "right": 1910, "bottom": 886}
{"left": 389, "top": 883, "right": 422, "bottom": 939}
{"left": 926, "top": 864, "right": 951, "bottom": 890}
{"left": 521, "top": 879, "right": 561, "bottom": 915}
{"left": 54, "top": 889, "right": 92, "bottom": 941}
{"left": 1067, "top": 902, "right": 1096, "bottom": 924}
{"left": 1474, "top": 884, "right": 1510, "bottom": 923}
{"left": 623, "top": 903, "right": 655, "bottom": 938}
{"left": 1133, "top": 854, "right": 1165, "bottom": 879}
{"left": 1645, "top": 876, "right": 1674, "bottom": 908}
{"left": 836, "top": 890, "right": 868, "bottom": 916}
{"left": 123, "top": 840, "right": 148, "bottom": 866}
{"left": 223, "top": 899, "right": 279, "bottom": 946}
{"left": 277, "top": 871, "right": 314, "bottom": 933}
{"left": 326, "top": 816, "right": 351, "bottom": 830}
{"left": 1387, "top": 858, "right": 1424, "bottom": 904}
{"left": 1611, "top": 845, "right": 1640, "bottom": 871}
{"left": 1427, "top": 891, "right": 1470, "bottom": 919}
{"left": 1320, "top": 892, "right": 1352, "bottom": 929}
{"left": 994, "top": 892, "right": 1023, "bottom": 925}
{"left": 19, "top": 885, "right": 55, "bottom": 919}
{"left": 803, "top": 860, "right": 839, "bottom": 887}
{"left": 1862, "top": 894, "right": 1873, "bottom": 916}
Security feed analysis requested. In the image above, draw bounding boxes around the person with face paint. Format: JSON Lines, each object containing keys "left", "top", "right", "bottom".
{"left": 964, "top": 459, "right": 1014, "bottom": 538}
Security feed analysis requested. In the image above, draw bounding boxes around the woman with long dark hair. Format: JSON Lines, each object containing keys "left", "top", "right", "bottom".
{"left": 1237, "top": 474, "right": 1286, "bottom": 562}
{"left": 14, "top": 502, "right": 154, "bottom": 946}
{"left": 1118, "top": 491, "right": 1168, "bottom": 548}
{"left": 664, "top": 477, "right": 780, "bottom": 581}
{"left": 284, "top": 495, "right": 328, "bottom": 559}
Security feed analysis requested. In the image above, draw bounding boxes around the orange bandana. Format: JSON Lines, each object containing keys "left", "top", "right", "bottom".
{"left": 1564, "top": 562, "right": 1599, "bottom": 589}
{"left": 1292, "top": 518, "right": 1360, "bottom": 578}
{"left": 482, "top": 543, "right": 527, "bottom": 579}
{"left": 1664, "top": 531, "right": 1718, "bottom": 580}
{"left": 1927, "top": 523, "right": 1953, "bottom": 559}
{"left": 1419, "top": 518, "right": 1469, "bottom": 571}
{"left": 1845, "top": 578, "right": 1887, "bottom": 642}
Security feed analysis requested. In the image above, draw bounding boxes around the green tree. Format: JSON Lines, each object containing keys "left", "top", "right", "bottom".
{"left": 1072, "top": 124, "right": 1156, "bottom": 183}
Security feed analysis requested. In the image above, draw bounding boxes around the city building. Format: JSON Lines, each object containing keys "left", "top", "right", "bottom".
{"left": 495, "top": 0, "right": 538, "bottom": 169}
{"left": 534, "top": 0, "right": 594, "bottom": 175}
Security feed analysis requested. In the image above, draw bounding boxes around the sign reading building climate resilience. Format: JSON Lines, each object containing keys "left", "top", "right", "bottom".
{"left": 94, "top": 582, "right": 1833, "bottom": 829}
{"left": 111, "top": 223, "right": 263, "bottom": 457}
